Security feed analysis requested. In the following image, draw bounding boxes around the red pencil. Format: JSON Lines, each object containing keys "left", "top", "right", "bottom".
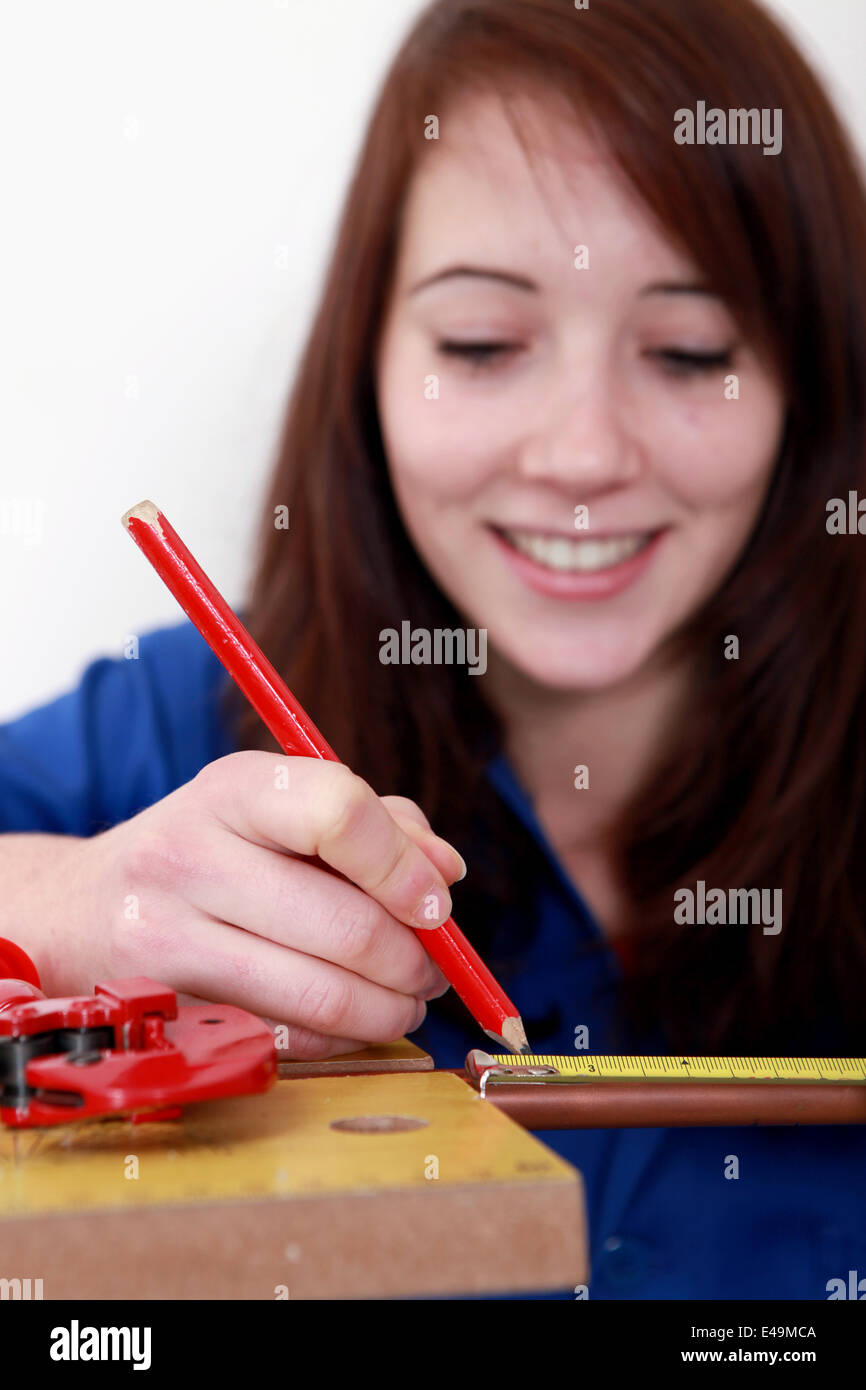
{"left": 122, "top": 500, "right": 530, "bottom": 1054}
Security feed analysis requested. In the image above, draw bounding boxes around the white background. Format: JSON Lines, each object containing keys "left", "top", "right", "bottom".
{"left": 1, "top": 0, "right": 863, "bottom": 720}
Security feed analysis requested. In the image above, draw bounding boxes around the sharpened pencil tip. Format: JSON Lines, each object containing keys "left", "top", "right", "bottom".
{"left": 485, "top": 1016, "right": 531, "bottom": 1057}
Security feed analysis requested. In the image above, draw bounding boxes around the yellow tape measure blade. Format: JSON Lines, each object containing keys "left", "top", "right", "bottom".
{"left": 464, "top": 1052, "right": 866, "bottom": 1085}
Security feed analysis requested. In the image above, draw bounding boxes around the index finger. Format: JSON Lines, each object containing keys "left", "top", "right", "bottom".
{"left": 199, "top": 752, "right": 453, "bottom": 930}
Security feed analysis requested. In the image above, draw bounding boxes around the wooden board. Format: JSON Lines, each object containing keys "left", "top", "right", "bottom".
{"left": 277, "top": 1036, "right": 433, "bottom": 1078}
{"left": 0, "top": 1072, "right": 586, "bottom": 1299}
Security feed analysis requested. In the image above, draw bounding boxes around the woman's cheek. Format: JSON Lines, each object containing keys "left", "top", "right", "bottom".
{"left": 654, "top": 393, "right": 782, "bottom": 509}
{"left": 385, "top": 393, "right": 511, "bottom": 505}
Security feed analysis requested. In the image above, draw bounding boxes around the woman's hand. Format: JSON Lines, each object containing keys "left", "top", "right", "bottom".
{"left": 63, "top": 751, "right": 462, "bottom": 1059}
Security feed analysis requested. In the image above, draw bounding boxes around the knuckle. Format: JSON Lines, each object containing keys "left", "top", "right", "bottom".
{"left": 294, "top": 972, "right": 355, "bottom": 1035}
{"left": 327, "top": 898, "right": 379, "bottom": 968}
{"left": 191, "top": 759, "right": 218, "bottom": 794}
{"left": 123, "top": 817, "right": 219, "bottom": 895}
{"left": 322, "top": 769, "right": 375, "bottom": 847}
{"left": 123, "top": 828, "right": 191, "bottom": 892}
{"left": 363, "top": 830, "right": 408, "bottom": 898}
{"left": 194, "top": 749, "right": 265, "bottom": 795}
{"left": 379, "top": 795, "right": 431, "bottom": 830}
{"left": 191, "top": 755, "right": 230, "bottom": 797}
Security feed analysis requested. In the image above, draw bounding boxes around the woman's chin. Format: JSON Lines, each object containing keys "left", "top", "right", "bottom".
{"left": 484, "top": 633, "right": 661, "bottom": 694}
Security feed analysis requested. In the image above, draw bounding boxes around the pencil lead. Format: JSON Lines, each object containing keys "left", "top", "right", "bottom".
{"left": 486, "top": 1015, "right": 531, "bottom": 1057}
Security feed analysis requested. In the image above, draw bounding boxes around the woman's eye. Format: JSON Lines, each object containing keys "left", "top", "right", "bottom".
{"left": 436, "top": 340, "right": 518, "bottom": 368}
{"left": 649, "top": 347, "right": 733, "bottom": 376}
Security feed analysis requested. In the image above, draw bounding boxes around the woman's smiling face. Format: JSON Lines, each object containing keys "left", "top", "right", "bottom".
{"left": 376, "top": 92, "right": 786, "bottom": 691}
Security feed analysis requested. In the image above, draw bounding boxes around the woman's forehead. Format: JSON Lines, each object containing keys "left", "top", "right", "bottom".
{"left": 393, "top": 93, "right": 698, "bottom": 293}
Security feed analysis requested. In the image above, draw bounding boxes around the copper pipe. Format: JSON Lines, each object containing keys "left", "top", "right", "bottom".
{"left": 454, "top": 1076, "right": 866, "bottom": 1128}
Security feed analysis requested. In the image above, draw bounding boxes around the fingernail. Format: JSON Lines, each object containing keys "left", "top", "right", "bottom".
{"left": 451, "top": 850, "right": 467, "bottom": 881}
{"left": 412, "top": 886, "right": 451, "bottom": 928}
{"left": 432, "top": 834, "right": 467, "bottom": 881}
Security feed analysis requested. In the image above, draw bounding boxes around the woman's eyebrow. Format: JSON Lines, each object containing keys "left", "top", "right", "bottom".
{"left": 408, "top": 269, "right": 719, "bottom": 299}
{"left": 408, "top": 265, "right": 539, "bottom": 295}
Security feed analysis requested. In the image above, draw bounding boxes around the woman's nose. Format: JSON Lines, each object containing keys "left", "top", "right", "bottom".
{"left": 516, "top": 368, "right": 642, "bottom": 493}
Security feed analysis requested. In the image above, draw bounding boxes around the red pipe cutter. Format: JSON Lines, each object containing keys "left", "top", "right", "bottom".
{"left": 0, "top": 937, "right": 277, "bottom": 1128}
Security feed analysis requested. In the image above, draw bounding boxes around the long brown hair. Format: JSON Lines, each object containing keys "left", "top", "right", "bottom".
{"left": 234, "top": 0, "right": 866, "bottom": 1053}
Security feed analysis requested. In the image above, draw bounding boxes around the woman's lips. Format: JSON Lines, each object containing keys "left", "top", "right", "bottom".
{"left": 488, "top": 525, "right": 667, "bottom": 599}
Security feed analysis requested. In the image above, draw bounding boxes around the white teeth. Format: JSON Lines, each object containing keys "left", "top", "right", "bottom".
{"left": 501, "top": 529, "right": 650, "bottom": 572}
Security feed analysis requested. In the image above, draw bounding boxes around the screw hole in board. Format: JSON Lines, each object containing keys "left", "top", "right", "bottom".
{"left": 330, "top": 1114, "right": 428, "bottom": 1134}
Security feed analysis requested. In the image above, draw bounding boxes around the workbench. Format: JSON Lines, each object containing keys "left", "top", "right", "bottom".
{"left": 0, "top": 1040, "right": 587, "bottom": 1299}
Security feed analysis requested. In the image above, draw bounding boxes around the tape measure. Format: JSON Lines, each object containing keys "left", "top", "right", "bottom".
{"left": 464, "top": 1052, "right": 866, "bottom": 1125}
{"left": 466, "top": 1052, "right": 866, "bottom": 1087}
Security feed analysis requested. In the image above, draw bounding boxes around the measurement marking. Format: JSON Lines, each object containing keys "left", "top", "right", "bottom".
{"left": 478, "top": 1055, "right": 866, "bottom": 1084}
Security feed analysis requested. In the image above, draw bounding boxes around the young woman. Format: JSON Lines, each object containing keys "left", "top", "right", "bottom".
{"left": 2, "top": 0, "right": 865, "bottom": 1299}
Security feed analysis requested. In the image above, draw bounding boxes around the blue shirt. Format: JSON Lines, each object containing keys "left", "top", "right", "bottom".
{"left": 1, "top": 621, "right": 863, "bottom": 1300}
